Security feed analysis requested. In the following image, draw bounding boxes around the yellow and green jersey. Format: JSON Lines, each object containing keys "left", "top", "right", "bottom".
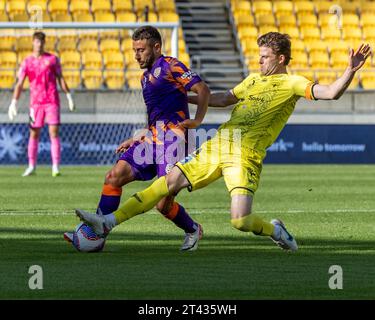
{"left": 218, "top": 72, "right": 316, "bottom": 158}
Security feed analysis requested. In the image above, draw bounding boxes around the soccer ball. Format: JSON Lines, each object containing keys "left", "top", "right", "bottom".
{"left": 72, "top": 222, "right": 106, "bottom": 253}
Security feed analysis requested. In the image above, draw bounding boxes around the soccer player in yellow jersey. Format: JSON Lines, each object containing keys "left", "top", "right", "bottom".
{"left": 75, "top": 32, "right": 371, "bottom": 251}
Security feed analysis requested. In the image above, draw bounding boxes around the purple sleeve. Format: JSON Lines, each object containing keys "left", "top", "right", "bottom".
{"left": 169, "top": 59, "right": 202, "bottom": 91}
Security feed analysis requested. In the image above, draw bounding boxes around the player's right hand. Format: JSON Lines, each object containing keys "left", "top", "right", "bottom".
{"left": 115, "top": 138, "right": 134, "bottom": 154}
{"left": 8, "top": 99, "right": 18, "bottom": 121}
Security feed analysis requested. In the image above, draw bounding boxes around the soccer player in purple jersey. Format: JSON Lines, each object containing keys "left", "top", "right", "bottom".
{"left": 64, "top": 26, "right": 210, "bottom": 251}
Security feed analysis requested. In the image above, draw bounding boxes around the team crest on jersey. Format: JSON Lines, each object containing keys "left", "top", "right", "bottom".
{"left": 153, "top": 67, "right": 161, "bottom": 78}
{"left": 45, "top": 60, "right": 50, "bottom": 66}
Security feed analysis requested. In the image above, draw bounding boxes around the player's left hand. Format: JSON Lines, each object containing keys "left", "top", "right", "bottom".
{"left": 66, "top": 93, "right": 75, "bottom": 112}
{"left": 349, "top": 43, "right": 371, "bottom": 72}
{"left": 177, "top": 119, "right": 201, "bottom": 129}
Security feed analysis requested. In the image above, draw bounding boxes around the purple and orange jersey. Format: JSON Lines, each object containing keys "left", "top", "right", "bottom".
{"left": 119, "top": 55, "right": 202, "bottom": 181}
{"left": 18, "top": 52, "right": 62, "bottom": 108}
{"left": 141, "top": 55, "right": 201, "bottom": 127}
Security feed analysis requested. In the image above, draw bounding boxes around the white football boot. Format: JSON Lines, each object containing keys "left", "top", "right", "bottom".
{"left": 180, "top": 224, "right": 203, "bottom": 251}
{"left": 52, "top": 165, "right": 61, "bottom": 177}
{"left": 75, "top": 208, "right": 110, "bottom": 238}
{"left": 22, "top": 166, "right": 36, "bottom": 177}
{"left": 270, "top": 219, "right": 298, "bottom": 252}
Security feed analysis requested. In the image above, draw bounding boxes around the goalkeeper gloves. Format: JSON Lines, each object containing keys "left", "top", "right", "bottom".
{"left": 66, "top": 93, "right": 75, "bottom": 112}
{"left": 8, "top": 99, "right": 18, "bottom": 121}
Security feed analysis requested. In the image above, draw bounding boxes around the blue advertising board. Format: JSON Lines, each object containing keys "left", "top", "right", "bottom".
{"left": 0, "top": 123, "right": 374, "bottom": 165}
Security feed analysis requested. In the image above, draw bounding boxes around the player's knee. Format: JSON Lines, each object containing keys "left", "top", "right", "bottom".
{"left": 231, "top": 215, "right": 252, "bottom": 232}
{"left": 105, "top": 170, "right": 122, "bottom": 187}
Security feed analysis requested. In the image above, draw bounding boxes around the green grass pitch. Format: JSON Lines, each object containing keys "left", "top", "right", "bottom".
{"left": 0, "top": 165, "right": 374, "bottom": 299}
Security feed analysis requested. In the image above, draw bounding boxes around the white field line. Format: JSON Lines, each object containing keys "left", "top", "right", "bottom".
{"left": 1, "top": 208, "right": 375, "bottom": 216}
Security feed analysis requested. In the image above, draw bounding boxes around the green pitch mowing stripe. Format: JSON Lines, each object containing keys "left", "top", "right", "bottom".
{"left": 0, "top": 165, "right": 374, "bottom": 299}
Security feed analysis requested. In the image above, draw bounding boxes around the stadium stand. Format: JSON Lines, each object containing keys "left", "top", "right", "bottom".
{"left": 230, "top": 0, "right": 375, "bottom": 89}
{"left": 0, "top": 0, "right": 190, "bottom": 90}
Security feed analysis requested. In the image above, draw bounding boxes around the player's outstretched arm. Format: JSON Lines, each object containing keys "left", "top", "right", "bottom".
{"left": 312, "top": 43, "right": 371, "bottom": 100}
{"left": 188, "top": 89, "right": 238, "bottom": 108}
{"left": 179, "top": 81, "right": 210, "bottom": 129}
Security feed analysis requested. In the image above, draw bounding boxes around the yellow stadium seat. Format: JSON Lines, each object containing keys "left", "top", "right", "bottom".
{"left": 309, "top": 52, "right": 330, "bottom": 68}
{"left": 259, "top": 26, "right": 278, "bottom": 35}
{"left": 232, "top": 0, "right": 251, "bottom": 14}
{"left": 277, "top": 15, "right": 297, "bottom": 28}
{"left": 342, "top": 13, "right": 360, "bottom": 28}
{"left": 273, "top": 1, "right": 294, "bottom": 16}
{"left": 360, "top": 1, "right": 375, "bottom": 14}
{"left": 7, "top": 0, "right": 25, "bottom": 15}
{"left": 315, "top": 1, "right": 334, "bottom": 15}
{"left": 16, "top": 37, "right": 32, "bottom": 52}
{"left": 100, "top": 39, "right": 121, "bottom": 54}
{"left": 138, "top": 12, "right": 158, "bottom": 22}
{"left": 91, "top": 0, "right": 112, "bottom": 14}
{"left": 279, "top": 26, "right": 299, "bottom": 39}
{"left": 298, "top": 13, "right": 318, "bottom": 28}
{"left": 44, "top": 37, "right": 56, "bottom": 52}
{"left": 63, "top": 70, "right": 81, "bottom": 89}
{"left": 342, "top": 28, "right": 362, "bottom": 42}
{"left": 289, "top": 52, "right": 309, "bottom": 69}
{"left": 319, "top": 13, "right": 340, "bottom": 29}
{"left": 116, "top": 12, "right": 137, "bottom": 22}
{"left": 363, "top": 26, "right": 375, "bottom": 40}
{"left": 156, "top": 0, "right": 176, "bottom": 13}
{"left": 126, "top": 61, "right": 140, "bottom": 70}
{"left": 73, "top": 12, "right": 94, "bottom": 22}
{"left": 328, "top": 42, "right": 348, "bottom": 55}
{"left": 300, "top": 27, "right": 321, "bottom": 41}
{"left": 124, "top": 51, "right": 135, "bottom": 65}
{"left": 58, "top": 38, "right": 77, "bottom": 52}
{"left": 104, "top": 70, "right": 125, "bottom": 89}
{"left": 0, "top": 12, "right": 8, "bottom": 21}
{"left": 252, "top": 1, "right": 272, "bottom": 16}
{"left": 0, "top": 0, "right": 5, "bottom": 13}
{"left": 0, "top": 51, "right": 17, "bottom": 68}
{"left": 315, "top": 71, "right": 337, "bottom": 84}
{"left": 95, "top": 12, "right": 115, "bottom": 22}
{"left": 347, "top": 73, "right": 359, "bottom": 89}
{"left": 235, "top": 14, "right": 255, "bottom": 28}
{"left": 82, "top": 69, "right": 103, "bottom": 89}
{"left": 0, "top": 38, "right": 15, "bottom": 51}
{"left": 121, "top": 38, "right": 133, "bottom": 52}
{"left": 291, "top": 39, "right": 306, "bottom": 54}
{"left": 134, "top": 0, "right": 154, "bottom": 14}
{"left": 294, "top": 1, "right": 315, "bottom": 16}
{"left": 52, "top": 13, "right": 72, "bottom": 22}
{"left": 60, "top": 51, "right": 81, "bottom": 69}
{"left": 178, "top": 52, "right": 190, "bottom": 67}
{"left": 48, "top": 0, "right": 68, "bottom": 15}
{"left": 159, "top": 12, "right": 179, "bottom": 22}
{"left": 361, "top": 13, "right": 375, "bottom": 28}
{"left": 112, "top": 0, "right": 133, "bottom": 13}
{"left": 257, "top": 15, "right": 276, "bottom": 28}
{"left": 360, "top": 70, "right": 375, "bottom": 89}
{"left": 0, "top": 70, "right": 15, "bottom": 88}
{"left": 103, "top": 51, "right": 124, "bottom": 69}
{"left": 79, "top": 39, "right": 99, "bottom": 52}
{"left": 331, "top": 52, "right": 350, "bottom": 69}
{"left": 127, "top": 78, "right": 142, "bottom": 89}
{"left": 340, "top": 1, "right": 359, "bottom": 14}
{"left": 295, "top": 70, "right": 315, "bottom": 82}
{"left": 17, "top": 51, "right": 29, "bottom": 64}
{"left": 78, "top": 30, "right": 98, "bottom": 41}
{"left": 69, "top": 0, "right": 90, "bottom": 15}
{"left": 321, "top": 28, "right": 342, "bottom": 41}
{"left": 82, "top": 51, "right": 102, "bottom": 69}
{"left": 305, "top": 40, "right": 328, "bottom": 54}
{"left": 237, "top": 26, "right": 258, "bottom": 41}
{"left": 9, "top": 12, "right": 28, "bottom": 21}
{"left": 27, "top": 0, "right": 47, "bottom": 13}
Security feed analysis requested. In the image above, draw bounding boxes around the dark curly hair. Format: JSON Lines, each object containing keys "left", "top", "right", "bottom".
{"left": 132, "top": 26, "right": 162, "bottom": 46}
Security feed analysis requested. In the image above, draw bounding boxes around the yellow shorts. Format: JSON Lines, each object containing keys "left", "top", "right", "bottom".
{"left": 175, "top": 136, "right": 263, "bottom": 196}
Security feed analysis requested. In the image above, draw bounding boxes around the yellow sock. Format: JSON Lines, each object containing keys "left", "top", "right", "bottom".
{"left": 231, "top": 214, "right": 274, "bottom": 236}
{"left": 114, "top": 176, "right": 170, "bottom": 224}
